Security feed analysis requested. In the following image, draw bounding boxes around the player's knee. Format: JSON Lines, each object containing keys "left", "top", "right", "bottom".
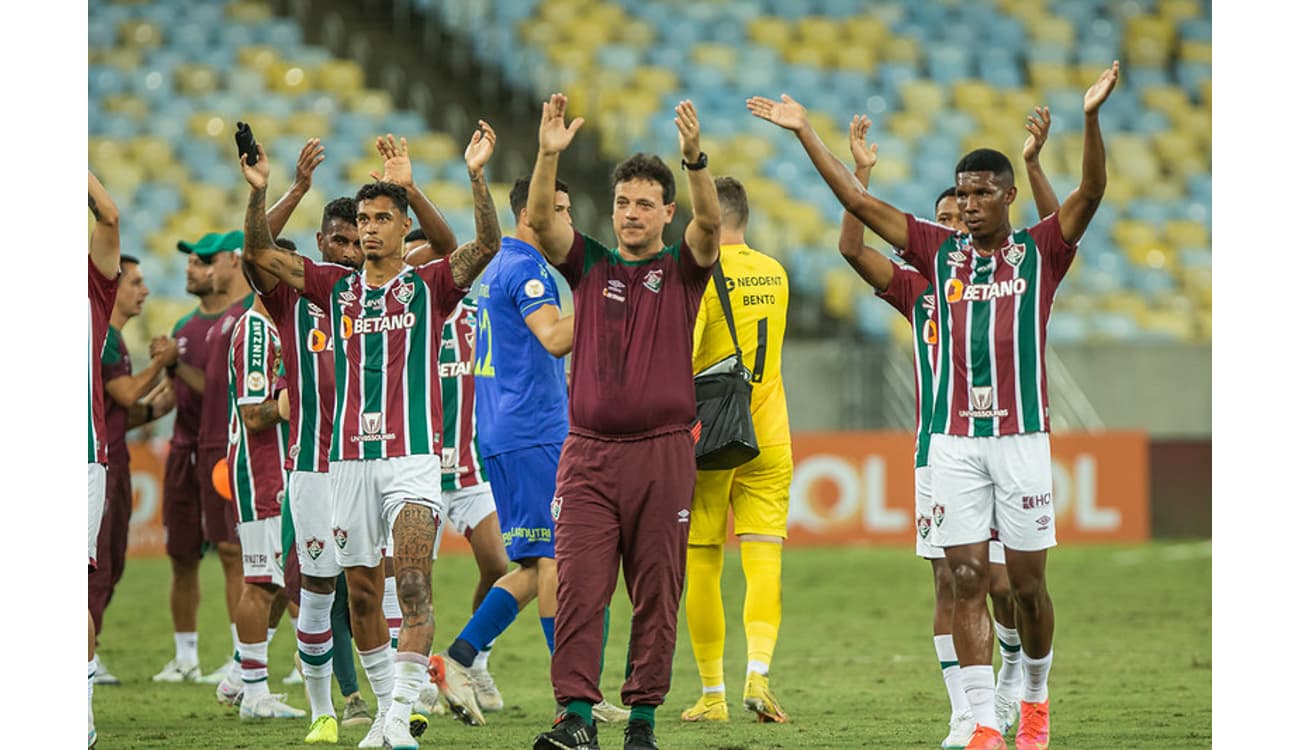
{"left": 1010, "top": 574, "right": 1049, "bottom": 611}
{"left": 988, "top": 568, "right": 1013, "bottom": 602}
{"left": 215, "top": 542, "right": 241, "bottom": 565}
{"left": 933, "top": 565, "right": 957, "bottom": 608}
{"left": 481, "top": 556, "right": 508, "bottom": 584}
{"left": 395, "top": 570, "right": 431, "bottom": 613}
{"left": 948, "top": 559, "right": 989, "bottom": 600}
{"left": 170, "top": 556, "right": 201, "bottom": 576}
{"left": 302, "top": 574, "right": 336, "bottom": 595}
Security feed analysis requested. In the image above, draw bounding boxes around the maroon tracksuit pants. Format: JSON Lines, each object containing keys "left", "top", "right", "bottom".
{"left": 89, "top": 460, "right": 131, "bottom": 635}
{"left": 551, "top": 425, "right": 697, "bottom": 708}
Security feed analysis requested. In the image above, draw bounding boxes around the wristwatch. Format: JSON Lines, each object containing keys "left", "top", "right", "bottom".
{"left": 682, "top": 152, "right": 708, "bottom": 171}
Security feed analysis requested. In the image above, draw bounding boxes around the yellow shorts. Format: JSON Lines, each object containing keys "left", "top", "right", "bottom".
{"left": 689, "top": 443, "right": 792, "bottom": 546}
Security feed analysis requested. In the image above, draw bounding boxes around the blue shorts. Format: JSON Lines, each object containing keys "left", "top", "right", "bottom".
{"left": 484, "top": 443, "right": 560, "bottom": 561}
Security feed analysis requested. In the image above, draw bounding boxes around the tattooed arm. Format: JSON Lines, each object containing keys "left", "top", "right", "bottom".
{"left": 88, "top": 170, "right": 121, "bottom": 279}
{"left": 239, "top": 400, "right": 284, "bottom": 433}
{"left": 241, "top": 144, "right": 305, "bottom": 291}
{"left": 447, "top": 121, "right": 502, "bottom": 288}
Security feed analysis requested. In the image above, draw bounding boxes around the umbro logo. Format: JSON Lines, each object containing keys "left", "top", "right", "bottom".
{"left": 677, "top": 509, "right": 690, "bottom": 524}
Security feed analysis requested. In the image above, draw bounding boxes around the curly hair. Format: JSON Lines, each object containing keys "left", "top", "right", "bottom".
{"left": 353, "top": 182, "right": 409, "bottom": 216}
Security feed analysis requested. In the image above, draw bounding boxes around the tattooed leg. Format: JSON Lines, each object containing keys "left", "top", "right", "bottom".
{"left": 390, "top": 502, "right": 438, "bottom": 655}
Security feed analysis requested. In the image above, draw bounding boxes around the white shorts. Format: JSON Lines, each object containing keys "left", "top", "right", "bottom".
{"left": 929, "top": 432, "right": 1057, "bottom": 552}
{"left": 88, "top": 463, "right": 106, "bottom": 567}
{"left": 431, "top": 483, "right": 497, "bottom": 559}
{"left": 238, "top": 515, "right": 284, "bottom": 587}
{"left": 917, "top": 466, "right": 1008, "bottom": 565}
{"left": 330, "top": 455, "right": 443, "bottom": 569}
{"left": 288, "top": 470, "right": 343, "bottom": 579}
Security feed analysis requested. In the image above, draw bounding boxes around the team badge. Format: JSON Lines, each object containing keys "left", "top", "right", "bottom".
{"left": 643, "top": 269, "right": 663, "bottom": 293}
{"left": 361, "top": 412, "right": 383, "bottom": 435}
{"left": 550, "top": 495, "right": 563, "bottom": 522}
{"left": 304, "top": 537, "right": 325, "bottom": 560}
{"left": 917, "top": 515, "right": 932, "bottom": 539}
{"left": 933, "top": 504, "right": 945, "bottom": 527}
{"left": 274, "top": 551, "right": 284, "bottom": 570}
{"left": 524, "top": 279, "right": 545, "bottom": 299}
{"left": 1003, "top": 242, "right": 1026, "bottom": 266}
{"left": 394, "top": 280, "right": 415, "bottom": 304}
{"left": 333, "top": 527, "right": 348, "bottom": 549}
{"left": 288, "top": 445, "right": 300, "bottom": 460}
{"left": 971, "top": 386, "right": 994, "bottom": 411}
{"left": 177, "top": 336, "right": 188, "bottom": 355}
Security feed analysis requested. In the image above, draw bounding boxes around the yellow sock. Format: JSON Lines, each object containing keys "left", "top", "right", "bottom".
{"left": 741, "top": 541, "right": 783, "bottom": 671}
{"left": 685, "top": 544, "right": 726, "bottom": 693}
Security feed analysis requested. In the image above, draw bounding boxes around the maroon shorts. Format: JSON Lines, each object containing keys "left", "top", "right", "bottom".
{"left": 163, "top": 443, "right": 204, "bottom": 560}
{"left": 88, "top": 461, "right": 132, "bottom": 634}
{"left": 198, "top": 445, "right": 239, "bottom": 546}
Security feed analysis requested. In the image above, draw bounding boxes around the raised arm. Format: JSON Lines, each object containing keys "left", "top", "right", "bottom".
{"left": 1022, "top": 106, "right": 1061, "bottom": 220}
{"left": 88, "top": 170, "right": 121, "bottom": 279}
{"left": 837, "top": 116, "right": 895, "bottom": 292}
{"left": 527, "top": 94, "right": 584, "bottom": 265}
{"left": 265, "top": 137, "right": 325, "bottom": 238}
{"left": 241, "top": 144, "right": 305, "bottom": 291}
{"left": 675, "top": 100, "right": 721, "bottom": 267}
{"left": 1057, "top": 61, "right": 1120, "bottom": 244}
{"left": 447, "top": 121, "right": 502, "bottom": 288}
{"left": 372, "top": 134, "right": 458, "bottom": 256}
{"left": 747, "top": 94, "right": 910, "bottom": 250}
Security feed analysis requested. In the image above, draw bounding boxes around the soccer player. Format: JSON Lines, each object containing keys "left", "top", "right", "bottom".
{"left": 87, "top": 169, "right": 121, "bottom": 749}
{"left": 223, "top": 290, "right": 305, "bottom": 720}
{"left": 90, "top": 254, "right": 177, "bottom": 685}
{"left": 680, "top": 176, "right": 793, "bottom": 725}
{"left": 526, "top": 94, "right": 721, "bottom": 750}
{"left": 149, "top": 237, "right": 228, "bottom": 683}
{"left": 837, "top": 111, "right": 1061, "bottom": 747}
{"left": 751, "top": 60, "right": 1120, "bottom": 750}
{"left": 240, "top": 120, "right": 503, "bottom": 749}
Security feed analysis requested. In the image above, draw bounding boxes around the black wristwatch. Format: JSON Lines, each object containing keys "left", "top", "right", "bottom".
{"left": 682, "top": 152, "right": 708, "bottom": 171}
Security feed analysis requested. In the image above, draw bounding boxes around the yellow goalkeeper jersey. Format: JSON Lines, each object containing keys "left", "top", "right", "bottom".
{"left": 693, "top": 243, "right": 790, "bottom": 448}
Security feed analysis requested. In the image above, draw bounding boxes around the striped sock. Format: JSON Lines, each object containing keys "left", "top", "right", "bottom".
{"left": 994, "top": 622, "right": 1023, "bottom": 692}
{"left": 935, "top": 635, "right": 970, "bottom": 716}
{"left": 383, "top": 576, "right": 401, "bottom": 652}
{"left": 359, "top": 643, "right": 395, "bottom": 714}
{"left": 298, "top": 590, "right": 336, "bottom": 720}
{"left": 1023, "top": 649, "right": 1053, "bottom": 703}
{"left": 241, "top": 640, "right": 270, "bottom": 703}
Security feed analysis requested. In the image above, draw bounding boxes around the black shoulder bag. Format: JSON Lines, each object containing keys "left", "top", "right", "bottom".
{"left": 693, "top": 262, "right": 760, "bottom": 470}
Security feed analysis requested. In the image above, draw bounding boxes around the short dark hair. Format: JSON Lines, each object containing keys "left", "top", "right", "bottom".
{"left": 714, "top": 176, "right": 749, "bottom": 228}
{"left": 509, "top": 176, "right": 571, "bottom": 220}
{"left": 934, "top": 186, "right": 957, "bottom": 212}
{"left": 354, "top": 182, "right": 409, "bottom": 216}
{"left": 322, "top": 196, "right": 357, "bottom": 229}
{"left": 120, "top": 253, "right": 140, "bottom": 267}
{"left": 611, "top": 153, "right": 675, "bottom": 205}
{"left": 275, "top": 238, "right": 297, "bottom": 252}
{"left": 954, "top": 149, "right": 1014, "bottom": 185}
{"left": 404, "top": 228, "right": 426, "bottom": 244}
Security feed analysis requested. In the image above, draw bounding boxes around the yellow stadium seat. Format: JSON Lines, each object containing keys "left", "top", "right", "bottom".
{"left": 1124, "top": 16, "right": 1175, "bottom": 66}
{"left": 823, "top": 268, "right": 857, "bottom": 320}
{"left": 1142, "top": 85, "right": 1191, "bottom": 117}
{"left": 952, "top": 80, "right": 998, "bottom": 114}
{"left": 283, "top": 111, "right": 330, "bottom": 139}
{"left": 130, "top": 135, "right": 173, "bottom": 166}
{"left": 175, "top": 64, "right": 221, "bottom": 96}
{"left": 868, "top": 158, "right": 910, "bottom": 185}
{"left": 237, "top": 45, "right": 280, "bottom": 71}
{"left": 899, "top": 79, "right": 947, "bottom": 113}
{"left": 565, "top": 19, "right": 614, "bottom": 47}
{"left": 89, "top": 137, "right": 130, "bottom": 165}
{"left": 183, "top": 184, "right": 232, "bottom": 217}
{"left": 227, "top": 0, "right": 273, "bottom": 22}
{"left": 348, "top": 89, "right": 394, "bottom": 118}
{"left": 407, "top": 133, "right": 459, "bottom": 163}
{"left": 347, "top": 158, "right": 379, "bottom": 186}
{"left": 826, "top": 44, "right": 876, "bottom": 72}
{"left": 518, "top": 19, "right": 558, "bottom": 47}
{"left": 315, "top": 59, "right": 365, "bottom": 97}
{"left": 118, "top": 19, "right": 162, "bottom": 49}
{"left": 239, "top": 113, "right": 283, "bottom": 143}
{"left": 265, "top": 61, "right": 315, "bottom": 95}
{"left": 539, "top": 0, "right": 587, "bottom": 26}
{"left": 881, "top": 36, "right": 920, "bottom": 65}
{"left": 888, "top": 111, "right": 931, "bottom": 143}
{"left": 1112, "top": 219, "right": 1159, "bottom": 250}
{"left": 693, "top": 43, "right": 738, "bottom": 71}
{"left": 1138, "top": 178, "right": 1184, "bottom": 202}
{"left": 1030, "top": 15, "right": 1076, "bottom": 47}
{"left": 633, "top": 67, "right": 678, "bottom": 95}
{"left": 1179, "top": 40, "right": 1212, "bottom": 64}
{"left": 1200, "top": 79, "right": 1212, "bottom": 109}
{"left": 798, "top": 16, "right": 843, "bottom": 48}
{"left": 1139, "top": 308, "right": 1194, "bottom": 341}
{"left": 1158, "top": 0, "right": 1202, "bottom": 22}
{"left": 1027, "top": 61, "right": 1072, "bottom": 90}
{"left": 783, "top": 43, "right": 831, "bottom": 68}
{"left": 548, "top": 46, "right": 596, "bottom": 75}
{"left": 748, "top": 17, "right": 788, "bottom": 47}
{"left": 1165, "top": 220, "right": 1210, "bottom": 251}
{"left": 841, "top": 16, "right": 890, "bottom": 45}
{"left": 188, "top": 112, "right": 231, "bottom": 141}
{"left": 102, "top": 94, "right": 150, "bottom": 120}
{"left": 730, "top": 134, "right": 776, "bottom": 162}
{"left": 616, "top": 19, "right": 656, "bottom": 47}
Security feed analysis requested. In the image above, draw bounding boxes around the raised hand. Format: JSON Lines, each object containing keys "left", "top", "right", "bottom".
{"left": 369, "top": 133, "right": 412, "bottom": 186}
{"left": 464, "top": 120, "right": 497, "bottom": 177}
{"left": 293, "top": 137, "right": 325, "bottom": 189}
{"left": 240, "top": 143, "right": 270, "bottom": 190}
{"left": 746, "top": 94, "right": 810, "bottom": 132}
{"left": 674, "top": 100, "right": 703, "bottom": 161}
{"left": 849, "top": 115, "right": 878, "bottom": 171}
{"left": 538, "top": 93, "right": 584, "bottom": 155}
{"left": 1023, "top": 106, "right": 1051, "bottom": 162}
{"left": 1084, "top": 60, "right": 1120, "bottom": 115}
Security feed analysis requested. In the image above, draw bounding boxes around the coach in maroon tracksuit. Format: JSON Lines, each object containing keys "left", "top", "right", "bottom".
{"left": 527, "top": 94, "right": 721, "bottom": 750}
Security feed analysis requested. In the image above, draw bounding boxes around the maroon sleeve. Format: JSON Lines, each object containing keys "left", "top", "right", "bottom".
{"left": 900, "top": 213, "right": 954, "bottom": 283}
{"left": 1029, "top": 213, "right": 1079, "bottom": 286}
{"left": 302, "top": 257, "right": 350, "bottom": 310}
{"left": 415, "top": 259, "right": 469, "bottom": 318}
{"left": 556, "top": 231, "right": 591, "bottom": 288}
{"left": 259, "top": 282, "right": 295, "bottom": 333}
{"left": 875, "top": 264, "right": 930, "bottom": 322}
{"left": 675, "top": 237, "right": 714, "bottom": 286}
{"left": 88, "top": 254, "right": 119, "bottom": 319}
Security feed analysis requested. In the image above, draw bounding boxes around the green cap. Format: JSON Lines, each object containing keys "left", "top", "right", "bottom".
{"left": 177, "top": 230, "right": 244, "bottom": 258}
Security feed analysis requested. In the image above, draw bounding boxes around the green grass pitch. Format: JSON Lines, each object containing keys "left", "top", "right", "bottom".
{"left": 93, "top": 542, "right": 1210, "bottom": 748}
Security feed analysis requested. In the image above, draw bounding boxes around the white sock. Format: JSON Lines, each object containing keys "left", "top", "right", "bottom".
{"left": 359, "top": 643, "right": 395, "bottom": 714}
{"left": 747, "top": 659, "right": 769, "bottom": 676}
{"left": 960, "top": 665, "right": 997, "bottom": 729}
{"left": 994, "top": 622, "right": 1023, "bottom": 688}
{"left": 229, "top": 623, "right": 240, "bottom": 662}
{"left": 472, "top": 641, "right": 493, "bottom": 670}
{"left": 175, "top": 632, "right": 199, "bottom": 666}
{"left": 298, "top": 590, "right": 336, "bottom": 720}
{"left": 389, "top": 654, "right": 427, "bottom": 725}
{"left": 934, "top": 635, "right": 970, "bottom": 716}
{"left": 1022, "top": 649, "right": 1053, "bottom": 703}
{"left": 288, "top": 616, "right": 298, "bottom": 643}
{"left": 383, "top": 576, "right": 401, "bottom": 653}
{"left": 88, "top": 659, "right": 95, "bottom": 728}
{"left": 241, "top": 640, "right": 269, "bottom": 703}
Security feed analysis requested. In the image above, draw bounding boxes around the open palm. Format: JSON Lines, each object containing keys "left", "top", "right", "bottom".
{"left": 849, "top": 115, "right": 878, "bottom": 170}
{"left": 746, "top": 94, "right": 809, "bottom": 132}
{"left": 539, "top": 93, "right": 584, "bottom": 155}
{"left": 1084, "top": 61, "right": 1120, "bottom": 114}
{"left": 464, "top": 120, "right": 497, "bottom": 175}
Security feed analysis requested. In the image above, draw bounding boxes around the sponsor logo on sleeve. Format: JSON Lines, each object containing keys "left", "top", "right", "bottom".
{"left": 247, "top": 371, "right": 267, "bottom": 392}
{"left": 524, "top": 279, "right": 546, "bottom": 299}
